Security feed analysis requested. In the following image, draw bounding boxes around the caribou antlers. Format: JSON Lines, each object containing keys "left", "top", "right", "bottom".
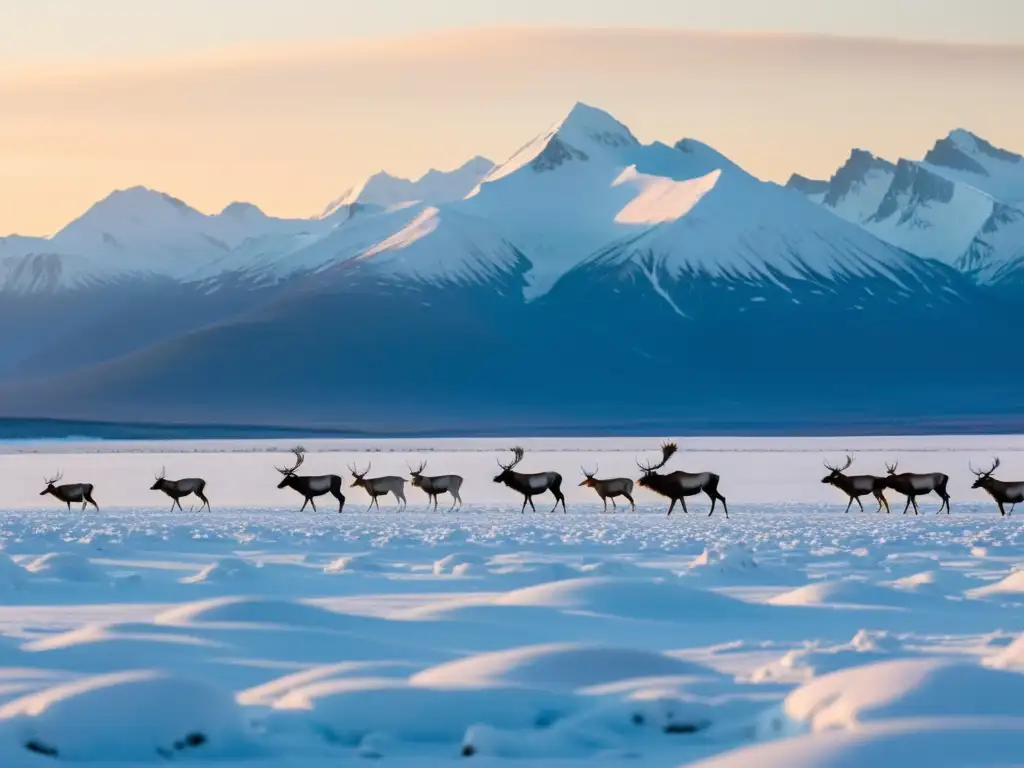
{"left": 637, "top": 441, "right": 678, "bottom": 474}
{"left": 43, "top": 470, "right": 64, "bottom": 486}
{"left": 348, "top": 462, "right": 371, "bottom": 481}
{"left": 969, "top": 457, "right": 1000, "bottom": 478}
{"left": 581, "top": 464, "right": 598, "bottom": 480}
{"left": 154, "top": 466, "right": 167, "bottom": 482}
{"left": 497, "top": 447, "right": 525, "bottom": 472}
{"left": 276, "top": 446, "right": 306, "bottom": 476}
{"left": 824, "top": 455, "right": 854, "bottom": 474}
{"left": 885, "top": 461, "right": 899, "bottom": 475}
{"left": 408, "top": 460, "right": 427, "bottom": 477}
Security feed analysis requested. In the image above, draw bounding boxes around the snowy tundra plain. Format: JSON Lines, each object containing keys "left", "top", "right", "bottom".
{"left": 0, "top": 435, "right": 1021, "bottom": 767}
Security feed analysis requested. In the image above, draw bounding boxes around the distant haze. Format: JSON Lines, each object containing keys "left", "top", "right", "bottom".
{"left": 2, "top": 24, "right": 1023, "bottom": 235}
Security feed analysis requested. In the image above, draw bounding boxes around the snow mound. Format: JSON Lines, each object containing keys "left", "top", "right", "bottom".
{"left": 494, "top": 577, "right": 758, "bottom": 622}
{"left": 768, "top": 578, "right": 932, "bottom": 608}
{"left": 324, "top": 554, "right": 392, "bottom": 574}
{"left": 888, "top": 569, "right": 980, "bottom": 594}
{"left": 967, "top": 570, "right": 1024, "bottom": 599}
{"left": 267, "top": 677, "right": 583, "bottom": 747}
{"left": 680, "top": 544, "right": 798, "bottom": 584}
{"left": 154, "top": 597, "right": 352, "bottom": 629}
{"left": 689, "top": 718, "right": 1024, "bottom": 768}
{"left": 750, "top": 631, "right": 907, "bottom": 683}
{"left": 23, "top": 553, "right": 106, "bottom": 583}
{"left": 180, "top": 557, "right": 263, "bottom": 584}
{"left": 761, "top": 658, "right": 1024, "bottom": 737}
{"left": 410, "top": 643, "right": 711, "bottom": 691}
{"left": 985, "top": 634, "right": 1024, "bottom": 670}
{"left": 0, "top": 670, "right": 252, "bottom": 761}
{"left": 432, "top": 553, "right": 488, "bottom": 576}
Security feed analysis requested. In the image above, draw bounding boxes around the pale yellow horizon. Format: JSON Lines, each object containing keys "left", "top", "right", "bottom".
{"left": 3, "top": 26, "right": 1023, "bottom": 236}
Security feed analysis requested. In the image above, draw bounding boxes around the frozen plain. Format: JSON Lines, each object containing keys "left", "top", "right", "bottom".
{"left": 0, "top": 435, "right": 1021, "bottom": 767}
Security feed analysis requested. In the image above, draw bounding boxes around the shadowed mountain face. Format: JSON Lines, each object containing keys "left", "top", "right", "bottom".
{"left": 2, "top": 104, "right": 1024, "bottom": 435}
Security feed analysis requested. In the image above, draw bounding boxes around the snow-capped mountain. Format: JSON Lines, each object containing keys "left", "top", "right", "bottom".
{"left": 0, "top": 187, "right": 328, "bottom": 293}
{"left": 4, "top": 102, "right": 1018, "bottom": 433}
{"left": 922, "top": 129, "right": 1024, "bottom": 207}
{"left": 789, "top": 131, "right": 1024, "bottom": 283}
{"left": 320, "top": 156, "right": 495, "bottom": 218}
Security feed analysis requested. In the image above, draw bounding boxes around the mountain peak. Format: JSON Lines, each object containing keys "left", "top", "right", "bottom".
{"left": 555, "top": 102, "right": 639, "bottom": 151}
{"left": 322, "top": 156, "right": 495, "bottom": 215}
{"left": 219, "top": 201, "right": 266, "bottom": 219}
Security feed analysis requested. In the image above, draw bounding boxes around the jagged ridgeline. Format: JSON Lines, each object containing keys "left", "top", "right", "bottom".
{"left": 2, "top": 104, "right": 1023, "bottom": 434}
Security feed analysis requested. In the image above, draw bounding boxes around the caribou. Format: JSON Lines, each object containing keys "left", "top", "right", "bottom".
{"left": 151, "top": 467, "right": 210, "bottom": 512}
{"left": 579, "top": 465, "right": 636, "bottom": 512}
{"left": 40, "top": 471, "right": 99, "bottom": 511}
{"left": 636, "top": 441, "right": 729, "bottom": 518}
{"left": 969, "top": 457, "right": 1023, "bottom": 516}
{"left": 275, "top": 447, "right": 346, "bottom": 513}
{"left": 408, "top": 461, "right": 463, "bottom": 511}
{"left": 821, "top": 455, "right": 891, "bottom": 514}
{"left": 350, "top": 463, "right": 407, "bottom": 512}
{"left": 493, "top": 447, "right": 566, "bottom": 513}
{"left": 884, "top": 462, "right": 951, "bottom": 515}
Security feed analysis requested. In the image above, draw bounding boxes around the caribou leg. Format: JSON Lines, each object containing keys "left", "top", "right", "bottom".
{"left": 902, "top": 496, "right": 912, "bottom": 515}
{"left": 520, "top": 495, "right": 528, "bottom": 514}
{"left": 680, "top": 497, "right": 690, "bottom": 515}
{"left": 844, "top": 497, "right": 854, "bottom": 514}
{"left": 911, "top": 496, "right": 920, "bottom": 515}
{"left": 624, "top": 491, "right": 636, "bottom": 512}
{"left": 528, "top": 496, "right": 537, "bottom": 513}
{"left": 667, "top": 498, "right": 677, "bottom": 517}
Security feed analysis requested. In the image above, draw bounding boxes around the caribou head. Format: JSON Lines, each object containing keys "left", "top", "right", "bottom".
{"left": 636, "top": 442, "right": 679, "bottom": 490}
{"left": 408, "top": 461, "right": 428, "bottom": 488}
{"left": 970, "top": 457, "right": 1001, "bottom": 490}
{"left": 494, "top": 447, "right": 525, "bottom": 484}
{"left": 822, "top": 455, "right": 854, "bottom": 485}
{"left": 151, "top": 466, "right": 168, "bottom": 491}
{"left": 579, "top": 465, "right": 599, "bottom": 488}
{"left": 40, "top": 471, "right": 64, "bottom": 496}
{"left": 276, "top": 447, "right": 306, "bottom": 488}
{"left": 349, "top": 462, "right": 372, "bottom": 489}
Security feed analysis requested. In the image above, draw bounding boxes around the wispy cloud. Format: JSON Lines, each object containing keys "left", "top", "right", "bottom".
{"left": 3, "top": 27, "right": 1022, "bottom": 235}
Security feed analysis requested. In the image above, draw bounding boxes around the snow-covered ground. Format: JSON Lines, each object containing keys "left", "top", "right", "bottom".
{"left": 0, "top": 435, "right": 1021, "bottom": 766}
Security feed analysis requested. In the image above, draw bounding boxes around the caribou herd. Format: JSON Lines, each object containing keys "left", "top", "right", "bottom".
{"left": 31, "top": 445, "right": 1023, "bottom": 517}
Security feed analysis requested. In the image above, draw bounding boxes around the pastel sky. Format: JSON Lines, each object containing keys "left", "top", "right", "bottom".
{"left": 2, "top": 0, "right": 1023, "bottom": 235}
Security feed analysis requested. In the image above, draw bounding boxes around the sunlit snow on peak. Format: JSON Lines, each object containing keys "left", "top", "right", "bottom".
{"left": 612, "top": 167, "right": 721, "bottom": 225}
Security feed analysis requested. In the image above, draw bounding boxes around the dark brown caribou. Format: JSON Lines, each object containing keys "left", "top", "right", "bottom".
{"left": 40, "top": 471, "right": 99, "bottom": 511}
{"left": 151, "top": 467, "right": 210, "bottom": 512}
{"left": 884, "top": 462, "right": 951, "bottom": 515}
{"left": 821, "top": 455, "right": 891, "bottom": 514}
{"left": 275, "top": 447, "right": 346, "bottom": 513}
{"left": 636, "top": 442, "right": 729, "bottom": 518}
{"left": 969, "top": 457, "right": 1023, "bottom": 517}
{"left": 579, "top": 465, "right": 636, "bottom": 512}
{"left": 493, "top": 447, "right": 566, "bottom": 513}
